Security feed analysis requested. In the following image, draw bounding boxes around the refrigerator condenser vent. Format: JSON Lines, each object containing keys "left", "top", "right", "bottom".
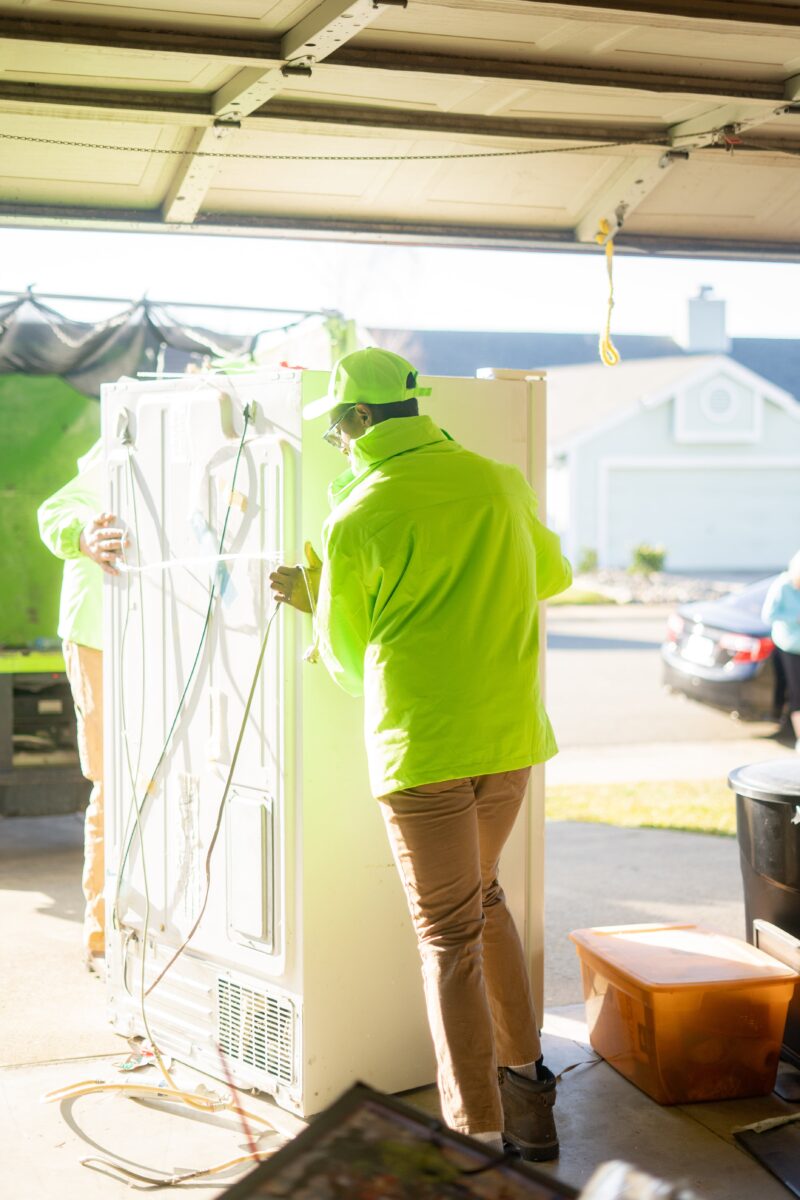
{"left": 217, "top": 978, "right": 295, "bottom": 1084}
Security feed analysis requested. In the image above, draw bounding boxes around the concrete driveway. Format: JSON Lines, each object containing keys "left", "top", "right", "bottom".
{"left": 541, "top": 602, "right": 794, "bottom": 1007}
{"left": 1, "top": 603, "right": 795, "bottom": 1200}
{"left": 544, "top": 821, "right": 745, "bottom": 1006}
{"left": 2, "top": 815, "right": 791, "bottom": 1200}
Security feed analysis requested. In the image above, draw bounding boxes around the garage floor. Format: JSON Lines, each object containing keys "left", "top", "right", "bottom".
{"left": 1, "top": 814, "right": 797, "bottom": 1199}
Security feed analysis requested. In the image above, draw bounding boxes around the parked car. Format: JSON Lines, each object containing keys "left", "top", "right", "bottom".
{"left": 661, "top": 577, "right": 785, "bottom": 721}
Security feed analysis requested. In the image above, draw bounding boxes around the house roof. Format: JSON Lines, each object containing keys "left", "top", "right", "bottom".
{"left": 729, "top": 338, "right": 800, "bottom": 402}
{"left": 545, "top": 353, "right": 799, "bottom": 449}
{"left": 369, "top": 329, "right": 684, "bottom": 379}
{"left": 543, "top": 355, "right": 717, "bottom": 447}
{"left": 369, "top": 328, "right": 800, "bottom": 408}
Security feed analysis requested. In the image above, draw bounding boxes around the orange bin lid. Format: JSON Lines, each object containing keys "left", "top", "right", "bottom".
{"left": 569, "top": 924, "right": 799, "bottom": 991}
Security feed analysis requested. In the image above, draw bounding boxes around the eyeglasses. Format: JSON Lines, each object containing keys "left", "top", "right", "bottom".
{"left": 322, "top": 406, "right": 356, "bottom": 450}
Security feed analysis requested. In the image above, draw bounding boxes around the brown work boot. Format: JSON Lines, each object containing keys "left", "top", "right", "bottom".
{"left": 499, "top": 1062, "right": 559, "bottom": 1162}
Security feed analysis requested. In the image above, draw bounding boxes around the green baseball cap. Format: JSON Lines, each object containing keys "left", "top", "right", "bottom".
{"left": 302, "top": 347, "right": 431, "bottom": 421}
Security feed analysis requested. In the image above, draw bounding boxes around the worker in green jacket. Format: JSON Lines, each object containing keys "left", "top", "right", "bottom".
{"left": 270, "top": 348, "right": 572, "bottom": 1160}
{"left": 38, "top": 441, "right": 126, "bottom": 973}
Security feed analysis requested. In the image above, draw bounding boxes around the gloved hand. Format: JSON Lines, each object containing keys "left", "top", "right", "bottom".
{"left": 269, "top": 542, "right": 322, "bottom": 613}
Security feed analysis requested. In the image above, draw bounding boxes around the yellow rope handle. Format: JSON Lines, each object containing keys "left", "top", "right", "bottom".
{"left": 596, "top": 218, "right": 621, "bottom": 367}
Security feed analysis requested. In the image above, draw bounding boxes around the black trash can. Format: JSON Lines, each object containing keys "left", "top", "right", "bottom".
{"left": 729, "top": 759, "right": 800, "bottom": 1067}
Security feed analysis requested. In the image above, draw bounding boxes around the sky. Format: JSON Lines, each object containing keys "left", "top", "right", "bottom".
{"left": 2, "top": 224, "right": 800, "bottom": 345}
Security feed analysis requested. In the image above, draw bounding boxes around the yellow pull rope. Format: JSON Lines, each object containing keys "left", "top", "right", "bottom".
{"left": 596, "top": 218, "right": 621, "bottom": 367}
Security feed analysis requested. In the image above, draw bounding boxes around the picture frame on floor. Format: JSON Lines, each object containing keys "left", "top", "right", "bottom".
{"left": 220, "top": 1082, "right": 579, "bottom": 1200}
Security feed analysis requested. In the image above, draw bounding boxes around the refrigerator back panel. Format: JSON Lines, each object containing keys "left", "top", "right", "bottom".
{"left": 104, "top": 378, "right": 301, "bottom": 1103}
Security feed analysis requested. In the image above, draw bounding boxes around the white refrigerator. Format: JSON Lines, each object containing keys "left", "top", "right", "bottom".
{"left": 102, "top": 366, "right": 548, "bottom": 1118}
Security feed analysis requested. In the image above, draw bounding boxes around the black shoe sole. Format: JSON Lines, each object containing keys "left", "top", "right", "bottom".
{"left": 502, "top": 1136, "right": 559, "bottom": 1163}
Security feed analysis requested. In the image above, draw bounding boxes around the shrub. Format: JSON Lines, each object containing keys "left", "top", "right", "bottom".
{"left": 577, "top": 547, "right": 598, "bottom": 574}
{"left": 629, "top": 543, "right": 666, "bottom": 575}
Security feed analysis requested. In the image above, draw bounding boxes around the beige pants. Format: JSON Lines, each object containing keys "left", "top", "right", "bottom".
{"left": 378, "top": 768, "right": 541, "bottom": 1134}
{"left": 63, "top": 641, "right": 105, "bottom": 955}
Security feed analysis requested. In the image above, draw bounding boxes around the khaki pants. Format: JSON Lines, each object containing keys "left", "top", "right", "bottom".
{"left": 63, "top": 641, "right": 105, "bottom": 955}
{"left": 378, "top": 768, "right": 541, "bottom": 1134}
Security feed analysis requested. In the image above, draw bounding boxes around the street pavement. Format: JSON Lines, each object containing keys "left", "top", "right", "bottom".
{"left": 546, "top": 603, "right": 795, "bottom": 784}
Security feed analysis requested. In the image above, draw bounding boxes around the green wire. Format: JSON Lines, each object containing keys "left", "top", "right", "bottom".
{"left": 113, "top": 403, "right": 253, "bottom": 917}
{"left": 145, "top": 603, "right": 281, "bottom": 998}
{"left": 114, "top": 446, "right": 148, "bottom": 916}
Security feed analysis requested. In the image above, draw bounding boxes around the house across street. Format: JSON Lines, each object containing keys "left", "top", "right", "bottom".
{"left": 373, "top": 290, "right": 800, "bottom": 575}
{"left": 545, "top": 354, "right": 800, "bottom": 573}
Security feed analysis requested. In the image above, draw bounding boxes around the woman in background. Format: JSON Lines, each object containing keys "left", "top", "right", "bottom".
{"left": 762, "top": 552, "right": 800, "bottom": 753}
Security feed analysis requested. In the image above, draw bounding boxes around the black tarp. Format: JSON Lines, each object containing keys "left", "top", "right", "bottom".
{"left": 0, "top": 296, "right": 256, "bottom": 397}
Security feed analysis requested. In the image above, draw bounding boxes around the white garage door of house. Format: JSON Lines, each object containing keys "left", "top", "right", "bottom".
{"left": 604, "top": 464, "right": 800, "bottom": 573}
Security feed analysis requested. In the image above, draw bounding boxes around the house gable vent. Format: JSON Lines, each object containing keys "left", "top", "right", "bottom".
{"left": 217, "top": 978, "right": 295, "bottom": 1085}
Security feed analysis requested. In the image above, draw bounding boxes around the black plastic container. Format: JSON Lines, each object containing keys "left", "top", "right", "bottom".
{"left": 729, "top": 759, "right": 800, "bottom": 1067}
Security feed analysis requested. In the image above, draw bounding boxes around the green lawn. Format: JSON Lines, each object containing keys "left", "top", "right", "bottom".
{"left": 546, "top": 779, "right": 736, "bottom": 837}
{"left": 548, "top": 588, "right": 616, "bottom": 606}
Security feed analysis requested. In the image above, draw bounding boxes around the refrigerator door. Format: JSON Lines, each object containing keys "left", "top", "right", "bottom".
{"left": 296, "top": 370, "right": 548, "bottom": 1082}
{"left": 423, "top": 371, "right": 548, "bottom": 1020}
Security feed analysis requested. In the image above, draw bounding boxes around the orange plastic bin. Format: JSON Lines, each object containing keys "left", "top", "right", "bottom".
{"left": 569, "top": 923, "right": 797, "bottom": 1105}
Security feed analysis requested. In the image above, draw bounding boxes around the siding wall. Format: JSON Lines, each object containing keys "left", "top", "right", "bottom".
{"left": 678, "top": 373, "right": 757, "bottom": 441}
{"left": 567, "top": 382, "right": 800, "bottom": 572}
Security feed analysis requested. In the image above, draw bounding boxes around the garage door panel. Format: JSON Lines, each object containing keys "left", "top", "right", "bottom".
{"left": 605, "top": 466, "right": 800, "bottom": 572}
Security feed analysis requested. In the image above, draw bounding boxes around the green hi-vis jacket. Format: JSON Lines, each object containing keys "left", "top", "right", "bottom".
{"left": 37, "top": 442, "right": 104, "bottom": 651}
{"left": 316, "top": 415, "right": 572, "bottom": 797}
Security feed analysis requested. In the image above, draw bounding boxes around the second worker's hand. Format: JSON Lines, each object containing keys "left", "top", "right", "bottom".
{"left": 269, "top": 542, "right": 322, "bottom": 614}
{"left": 80, "top": 512, "right": 128, "bottom": 576}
